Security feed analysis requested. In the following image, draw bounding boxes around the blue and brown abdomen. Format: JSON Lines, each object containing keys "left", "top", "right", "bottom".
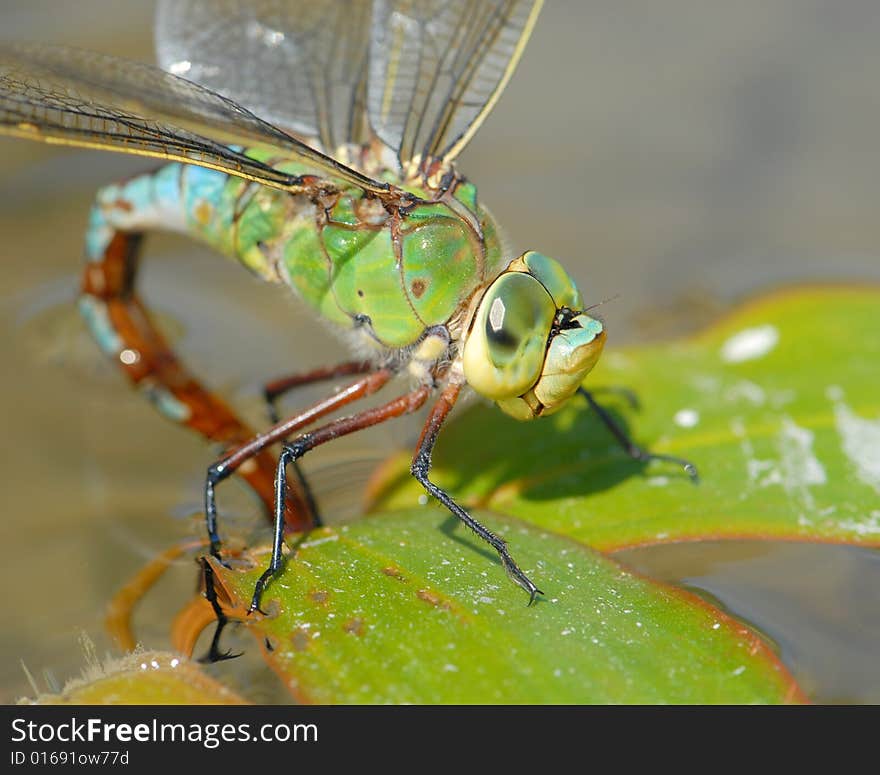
{"left": 78, "top": 161, "right": 314, "bottom": 523}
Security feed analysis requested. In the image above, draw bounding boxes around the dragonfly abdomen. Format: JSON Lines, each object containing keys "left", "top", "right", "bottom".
{"left": 78, "top": 161, "right": 292, "bottom": 421}
{"left": 78, "top": 162, "right": 304, "bottom": 515}
{"left": 85, "top": 163, "right": 187, "bottom": 264}
{"left": 84, "top": 161, "right": 299, "bottom": 280}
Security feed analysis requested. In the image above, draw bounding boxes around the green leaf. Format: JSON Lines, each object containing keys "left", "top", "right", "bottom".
{"left": 367, "top": 286, "right": 880, "bottom": 550}
{"left": 23, "top": 651, "right": 247, "bottom": 705}
{"left": 210, "top": 509, "right": 804, "bottom": 704}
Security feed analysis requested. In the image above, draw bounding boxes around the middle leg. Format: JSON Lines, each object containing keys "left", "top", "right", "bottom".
{"left": 410, "top": 380, "right": 542, "bottom": 604}
{"left": 249, "top": 383, "right": 433, "bottom": 613}
{"left": 262, "top": 360, "right": 375, "bottom": 525}
{"left": 205, "top": 368, "right": 394, "bottom": 557}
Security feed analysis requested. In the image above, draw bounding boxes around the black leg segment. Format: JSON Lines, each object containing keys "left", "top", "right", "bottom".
{"left": 411, "top": 381, "right": 542, "bottom": 605}
{"left": 247, "top": 384, "right": 432, "bottom": 615}
{"left": 578, "top": 387, "right": 698, "bottom": 481}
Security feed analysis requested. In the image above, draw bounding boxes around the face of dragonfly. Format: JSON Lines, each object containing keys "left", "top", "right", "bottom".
{"left": 462, "top": 252, "right": 606, "bottom": 420}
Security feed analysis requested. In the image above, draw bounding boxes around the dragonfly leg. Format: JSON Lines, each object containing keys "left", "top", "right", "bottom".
{"left": 199, "top": 557, "right": 241, "bottom": 663}
{"left": 79, "top": 225, "right": 313, "bottom": 526}
{"left": 262, "top": 361, "right": 378, "bottom": 526}
{"left": 205, "top": 369, "right": 394, "bottom": 557}
{"left": 263, "top": 360, "right": 374, "bottom": 424}
{"left": 249, "top": 383, "right": 432, "bottom": 614}
{"left": 411, "top": 381, "right": 543, "bottom": 605}
{"left": 262, "top": 361, "right": 376, "bottom": 527}
{"left": 578, "top": 387, "right": 699, "bottom": 481}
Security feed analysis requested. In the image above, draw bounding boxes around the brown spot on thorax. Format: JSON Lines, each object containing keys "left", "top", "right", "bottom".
{"left": 410, "top": 279, "right": 427, "bottom": 299}
{"left": 308, "top": 589, "right": 330, "bottom": 605}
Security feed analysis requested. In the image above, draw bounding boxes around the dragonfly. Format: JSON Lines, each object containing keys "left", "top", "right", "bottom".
{"left": 0, "top": 0, "right": 696, "bottom": 622}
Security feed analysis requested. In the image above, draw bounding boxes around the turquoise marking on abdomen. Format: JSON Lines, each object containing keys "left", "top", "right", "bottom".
{"left": 141, "top": 381, "right": 193, "bottom": 424}
{"left": 182, "top": 165, "right": 228, "bottom": 226}
{"left": 152, "top": 163, "right": 183, "bottom": 208}
{"left": 85, "top": 203, "right": 113, "bottom": 262}
{"left": 85, "top": 163, "right": 187, "bottom": 261}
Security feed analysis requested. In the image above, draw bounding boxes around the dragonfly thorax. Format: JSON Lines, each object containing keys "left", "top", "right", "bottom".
{"left": 461, "top": 251, "right": 606, "bottom": 420}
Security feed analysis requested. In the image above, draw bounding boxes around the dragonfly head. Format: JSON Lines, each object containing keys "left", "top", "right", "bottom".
{"left": 462, "top": 252, "right": 606, "bottom": 420}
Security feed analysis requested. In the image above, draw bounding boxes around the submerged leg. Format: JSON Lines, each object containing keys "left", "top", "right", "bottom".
{"left": 411, "top": 381, "right": 542, "bottom": 604}
{"left": 250, "top": 383, "right": 432, "bottom": 614}
{"left": 578, "top": 387, "right": 698, "bottom": 480}
{"left": 79, "top": 225, "right": 314, "bottom": 527}
{"left": 206, "top": 369, "right": 394, "bottom": 557}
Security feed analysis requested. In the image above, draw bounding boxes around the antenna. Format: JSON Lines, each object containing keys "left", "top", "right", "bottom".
{"left": 580, "top": 293, "right": 621, "bottom": 315}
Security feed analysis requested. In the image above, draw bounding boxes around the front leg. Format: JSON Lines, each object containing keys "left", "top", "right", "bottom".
{"left": 578, "top": 387, "right": 699, "bottom": 480}
{"left": 410, "top": 381, "right": 542, "bottom": 604}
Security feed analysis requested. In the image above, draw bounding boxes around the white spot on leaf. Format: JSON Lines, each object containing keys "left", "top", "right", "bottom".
{"left": 723, "top": 380, "right": 767, "bottom": 406}
{"left": 721, "top": 325, "right": 779, "bottom": 363}
{"left": 734, "top": 415, "right": 827, "bottom": 512}
{"left": 830, "top": 388, "right": 880, "bottom": 494}
{"left": 778, "top": 417, "right": 827, "bottom": 501}
{"left": 835, "top": 511, "right": 880, "bottom": 537}
{"left": 674, "top": 408, "right": 700, "bottom": 428}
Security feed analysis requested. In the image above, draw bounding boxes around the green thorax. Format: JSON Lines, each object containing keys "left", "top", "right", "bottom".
{"left": 184, "top": 148, "right": 504, "bottom": 350}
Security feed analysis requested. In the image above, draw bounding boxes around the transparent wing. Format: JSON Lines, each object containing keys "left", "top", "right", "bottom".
{"left": 368, "top": 0, "right": 542, "bottom": 171}
{"left": 0, "top": 43, "right": 390, "bottom": 195}
{"left": 156, "top": 0, "right": 543, "bottom": 177}
{"left": 155, "top": 0, "right": 374, "bottom": 153}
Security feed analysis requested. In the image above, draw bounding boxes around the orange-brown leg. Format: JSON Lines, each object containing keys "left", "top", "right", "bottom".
{"left": 249, "top": 382, "right": 432, "bottom": 613}
{"left": 79, "top": 230, "right": 313, "bottom": 529}
{"left": 263, "top": 360, "right": 374, "bottom": 423}
{"left": 204, "top": 368, "right": 394, "bottom": 555}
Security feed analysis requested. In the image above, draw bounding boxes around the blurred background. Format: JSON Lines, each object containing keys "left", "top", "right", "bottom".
{"left": 1, "top": 0, "right": 878, "bottom": 702}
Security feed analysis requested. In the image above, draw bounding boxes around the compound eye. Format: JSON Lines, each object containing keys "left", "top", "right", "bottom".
{"left": 519, "top": 251, "right": 583, "bottom": 310}
{"left": 463, "top": 272, "right": 556, "bottom": 399}
{"left": 484, "top": 273, "right": 550, "bottom": 363}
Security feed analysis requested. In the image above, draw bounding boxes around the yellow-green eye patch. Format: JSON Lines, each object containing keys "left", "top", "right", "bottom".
{"left": 463, "top": 271, "right": 556, "bottom": 399}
